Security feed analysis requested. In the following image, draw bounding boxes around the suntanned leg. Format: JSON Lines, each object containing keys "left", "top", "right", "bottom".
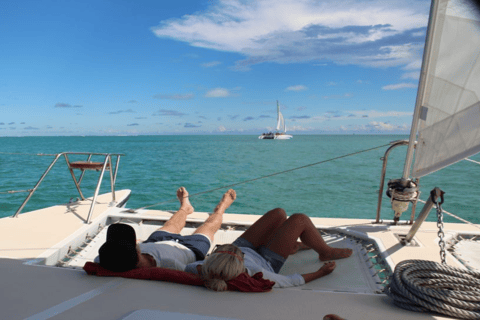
{"left": 238, "top": 208, "right": 287, "bottom": 248}
{"left": 193, "top": 189, "right": 236, "bottom": 241}
{"left": 159, "top": 187, "right": 194, "bottom": 234}
{"left": 266, "top": 213, "right": 353, "bottom": 261}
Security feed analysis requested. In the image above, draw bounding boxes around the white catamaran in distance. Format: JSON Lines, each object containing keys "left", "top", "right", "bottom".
{"left": 258, "top": 100, "right": 293, "bottom": 139}
{"left": 2, "top": 0, "right": 480, "bottom": 319}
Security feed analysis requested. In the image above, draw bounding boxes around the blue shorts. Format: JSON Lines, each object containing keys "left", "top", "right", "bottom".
{"left": 143, "top": 231, "right": 211, "bottom": 261}
{"left": 232, "top": 237, "right": 286, "bottom": 273}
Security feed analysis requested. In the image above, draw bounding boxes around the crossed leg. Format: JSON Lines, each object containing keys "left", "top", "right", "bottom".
{"left": 265, "top": 213, "right": 353, "bottom": 261}
{"left": 238, "top": 208, "right": 288, "bottom": 248}
{"left": 238, "top": 208, "right": 309, "bottom": 255}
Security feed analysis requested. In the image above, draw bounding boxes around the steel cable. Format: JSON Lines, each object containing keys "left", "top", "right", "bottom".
{"left": 131, "top": 142, "right": 392, "bottom": 211}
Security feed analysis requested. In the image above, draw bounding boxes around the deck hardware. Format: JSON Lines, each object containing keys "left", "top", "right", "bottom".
{"left": 433, "top": 189, "right": 446, "bottom": 264}
{"left": 373, "top": 268, "right": 386, "bottom": 277}
{"left": 403, "top": 187, "right": 443, "bottom": 244}
{"left": 387, "top": 179, "right": 419, "bottom": 225}
{"left": 376, "top": 140, "right": 418, "bottom": 224}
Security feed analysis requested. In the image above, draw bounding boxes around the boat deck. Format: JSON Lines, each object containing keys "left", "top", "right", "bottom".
{"left": 1, "top": 196, "right": 479, "bottom": 319}
{"left": 0, "top": 190, "right": 130, "bottom": 260}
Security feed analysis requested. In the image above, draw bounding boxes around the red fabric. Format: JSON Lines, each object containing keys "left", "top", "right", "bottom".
{"left": 227, "top": 272, "right": 275, "bottom": 292}
{"left": 83, "top": 262, "right": 274, "bottom": 292}
{"left": 83, "top": 262, "right": 203, "bottom": 286}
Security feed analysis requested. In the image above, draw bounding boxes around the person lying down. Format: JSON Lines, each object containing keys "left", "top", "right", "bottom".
{"left": 185, "top": 207, "right": 352, "bottom": 291}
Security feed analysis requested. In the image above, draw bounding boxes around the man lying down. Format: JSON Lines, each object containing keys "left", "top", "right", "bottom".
{"left": 94, "top": 187, "right": 235, "bottom": 272}
{"left": 94, "top": 187, "right": 352, "bottom": 290}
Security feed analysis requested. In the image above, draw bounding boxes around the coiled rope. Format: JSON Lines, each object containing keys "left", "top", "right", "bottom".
{"left": 384, "top": 260, "right": 480, "bottom": 319}
{"left": 129, "top": 142, "right": 392, "bottom": 211}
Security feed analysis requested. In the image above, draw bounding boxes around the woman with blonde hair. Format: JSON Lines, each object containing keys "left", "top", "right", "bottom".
{"left": 185, "top": 207, "right": 352, "bottom": 291}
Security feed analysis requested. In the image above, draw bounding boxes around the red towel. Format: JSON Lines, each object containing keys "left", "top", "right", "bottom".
{"left": 83, "top": 262, "right": 274, "bottom": 292}
{"left": 83, "top": 261, "right": 203, "bottom": 286}
{"left": 227, "top": 272, "right": 275, "bottom": 292}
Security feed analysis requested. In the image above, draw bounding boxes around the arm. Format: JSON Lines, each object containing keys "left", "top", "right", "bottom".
{"left": 301, "top": 261, "right": 336, "bottom": 283}
{"left": 184, "top": 261, "right": 203, "bottom": 274}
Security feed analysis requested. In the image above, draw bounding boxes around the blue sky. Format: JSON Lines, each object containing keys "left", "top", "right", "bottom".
{"left": 0, "top": 0, "right": 431, "bottom": 136}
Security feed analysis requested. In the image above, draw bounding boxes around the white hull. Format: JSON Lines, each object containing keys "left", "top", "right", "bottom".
{"left": 274, "top": 134, "right": 293, "bottom": 140}
{"left": 258, "top": 133, "right": 293, "bottom": 139}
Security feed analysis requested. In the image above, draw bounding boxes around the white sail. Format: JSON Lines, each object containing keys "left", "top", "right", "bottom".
{"left": 410, "top": 0, "right": 480, "bottom": 178}
{"left": 276, "top": 101, "right": 281, "bottom": 131}
{"left": 277, "top": 111, "right": 286, "bottom": 133}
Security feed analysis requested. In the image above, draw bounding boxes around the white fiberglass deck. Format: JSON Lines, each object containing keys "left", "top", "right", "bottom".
{"left": 1, "top": 200, "right": 477, "bottom": 319}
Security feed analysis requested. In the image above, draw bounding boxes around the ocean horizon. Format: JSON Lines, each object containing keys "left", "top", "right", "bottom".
{"left": 1, "top": 135, "right": 479, "bottom": 225}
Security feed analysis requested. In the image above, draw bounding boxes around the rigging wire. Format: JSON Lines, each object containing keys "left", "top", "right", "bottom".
{"left": 130, "top": 142, "right": 392, "bottom": 212}
{"left": 0, "top": 152, "right": 57, "bottom": 156}
{"left": 465, "top": 158, "right": 480, "bottom": 165}
{"left": 0, "top": 189, "right": 32, "bottom": 195}
{"left": 417, "top": 198, "right": 480, "bottom": 231}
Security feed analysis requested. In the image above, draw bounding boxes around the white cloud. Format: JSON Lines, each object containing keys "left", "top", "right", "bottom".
{"left": 403, "top": 59, "right": 423, "bottom": 70}
{"left": 201, "top": 61, "right": 222, "bottom": 68}
{"left": 323, "top": 93, "right": 353, "bottom": 99}
{"left": 401, "top": 71, "right": 420, "bottom": 80}
{"left": 205, "top": 88, "right": 231, "bottom": 98}
{"left": 288, "top": 125, "right": 313, "bottom": 131}
{"left": 286, "top": 85, "right": 307, "bottom": 91}
{"left": 349, "top": 110, "right": 413, "bottom": 118}
{"left": 382, "top": 83, "right": 417, "bottom": 90}
{"left": 365, "top": 121, "right": 409, "bottom": 132}
{"left": 152, "top": 0, "right": 429, "bottom": 70}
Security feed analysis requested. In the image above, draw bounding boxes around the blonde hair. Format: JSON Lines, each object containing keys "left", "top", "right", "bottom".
{"left": 201, "top": 244, "right": 245, "bottom": 292}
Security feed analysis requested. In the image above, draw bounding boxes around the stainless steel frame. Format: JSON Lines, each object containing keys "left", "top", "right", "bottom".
{"left": 12, "top": 152, "right": 124, "bottom": 224}
{"left": 376, "top": 140, "right": 419, "bottom": 224}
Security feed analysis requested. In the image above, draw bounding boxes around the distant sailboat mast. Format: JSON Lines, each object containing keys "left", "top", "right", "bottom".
{"left": 276, "top": 100, "right": 281, "bottom": 132}
{"left": 276, "top": 100, "right": 286, "bottom": 133}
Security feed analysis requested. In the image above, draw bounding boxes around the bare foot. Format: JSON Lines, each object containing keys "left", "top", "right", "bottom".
{"left": 177, "top": 187, "right": 194, "bottom": 215}
{"left": 323, "top": 314, "right": 345, "bottom": 320}
{"left": 213, "top": 189, "right": 236, "bottom": 213}
{"left": 319, "top": 248, "right": 352, "bottom": 261}
{"left": 318, "top": 261, "right": 336, "bottom": 277}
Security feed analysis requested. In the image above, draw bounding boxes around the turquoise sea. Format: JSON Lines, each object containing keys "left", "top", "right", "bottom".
{"left": 1, "top": 135, "right": 479, "bottom": 224}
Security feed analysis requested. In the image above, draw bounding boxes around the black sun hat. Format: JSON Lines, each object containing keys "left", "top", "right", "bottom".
{"left": 98, "top": 223, "right": 139, "bottom": 272}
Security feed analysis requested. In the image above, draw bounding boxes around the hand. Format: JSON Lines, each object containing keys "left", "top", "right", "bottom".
{"left": 317, "top": 261, "right": 336, "bottom": 277}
